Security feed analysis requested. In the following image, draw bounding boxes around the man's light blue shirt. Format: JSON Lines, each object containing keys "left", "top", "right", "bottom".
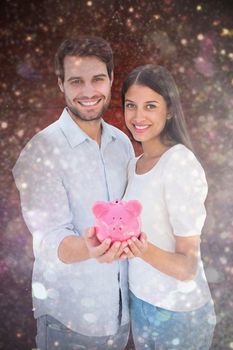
{"left": 13, "top": 108, "right": 134, "bottom": 336}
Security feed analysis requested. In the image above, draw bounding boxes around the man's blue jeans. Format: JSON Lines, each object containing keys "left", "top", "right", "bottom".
{"left": 36, "top": 314, "right": 129, "bottom": 350}
{"left": 130, "top": 291, "right": 216, "bottom": 350}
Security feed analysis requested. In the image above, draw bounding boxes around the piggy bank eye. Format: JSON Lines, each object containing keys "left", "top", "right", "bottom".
{"left": 112, "top": 217, "right": 115, "bottom": 220}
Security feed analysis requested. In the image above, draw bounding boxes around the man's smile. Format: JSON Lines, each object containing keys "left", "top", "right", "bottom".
{"left": 78, "top": 98, "right": 102, "bottom": 107}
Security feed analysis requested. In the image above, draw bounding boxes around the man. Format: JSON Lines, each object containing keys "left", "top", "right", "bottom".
{"left": 13, "top": 37, "right": 134, "bottom": 350}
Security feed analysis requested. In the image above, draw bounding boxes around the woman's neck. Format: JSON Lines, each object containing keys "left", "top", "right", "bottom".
{"left": 141, "top": 139, "right": 172, "bottom": 160}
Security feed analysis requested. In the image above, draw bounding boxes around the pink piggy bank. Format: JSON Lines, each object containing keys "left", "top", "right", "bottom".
{"left": 92, "top": 199, "right": 142, "bottom": 242}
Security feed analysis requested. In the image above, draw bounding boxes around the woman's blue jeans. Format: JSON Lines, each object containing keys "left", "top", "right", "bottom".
{"left": 129, "top": 291, "right": 216, "bottom": 350}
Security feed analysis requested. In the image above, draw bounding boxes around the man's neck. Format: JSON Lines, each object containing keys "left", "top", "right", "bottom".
{"left": 68, "top": 110, "right": 102, "bottom": 145}
{"left": 84, "top": 121, "right": 102, "bottom": 145}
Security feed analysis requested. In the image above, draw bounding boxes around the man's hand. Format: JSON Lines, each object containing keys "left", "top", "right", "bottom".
{"left": 84, "top": 227, "right": 128, "bottom": 263}
{"left": 121, "top": 233, "right": 148, "bottom": 259}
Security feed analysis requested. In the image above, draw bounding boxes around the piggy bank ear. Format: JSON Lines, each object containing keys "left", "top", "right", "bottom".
{"left": 126, "top": 200, "right": 142, "bottom": 216}
{"left": 92, "top": 201, "right": 109, "bottom": 218}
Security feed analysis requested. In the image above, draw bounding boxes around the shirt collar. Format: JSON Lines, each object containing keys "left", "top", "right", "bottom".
{"left": 58, "top": 108, "right": 116, "bottom": 148}
{"left": 101, "top": 119, "right": 117, "bottom": 149}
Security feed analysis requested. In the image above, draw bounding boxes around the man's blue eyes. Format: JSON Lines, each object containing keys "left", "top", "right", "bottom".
{"left": 71, "top": 78, "right": 104, "bottom": 84}
{"left": 94, "top": 77, "right": 104, "bottom": 82}
{"left": 71, "top": 80, "right": 81, "bottom": 84}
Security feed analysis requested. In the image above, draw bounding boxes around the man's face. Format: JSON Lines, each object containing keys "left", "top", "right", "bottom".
{"left": 58, "top": 55, "right": 113, "bottom": 122}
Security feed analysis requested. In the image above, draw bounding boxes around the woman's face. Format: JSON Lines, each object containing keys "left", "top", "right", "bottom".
{"left": 124, "top": 84, "right": 168, "bottom": 144}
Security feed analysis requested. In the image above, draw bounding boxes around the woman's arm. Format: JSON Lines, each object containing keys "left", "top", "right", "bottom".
{"left": 124, "top": 234, "right": 200, "bottom": 281}
{"left": 123, "top": 148, "right": 207, "bottom": 280}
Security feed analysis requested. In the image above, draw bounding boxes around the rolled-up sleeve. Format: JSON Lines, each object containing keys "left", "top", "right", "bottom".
{"left": 164, "top": 149, "right": 208, "bottom": 237}
{"left": 12, "top": 138, "right": 76, "bottom": 261}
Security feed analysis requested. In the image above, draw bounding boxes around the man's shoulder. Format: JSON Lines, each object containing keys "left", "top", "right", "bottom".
{"left": 16, "top": 119, "right": 65, "bottom": 163}
{"left": 26, "top": 118, "right": 66, "bottom": 150}
{"left": 32, "top": 119, "right": 61, "bottom": 142}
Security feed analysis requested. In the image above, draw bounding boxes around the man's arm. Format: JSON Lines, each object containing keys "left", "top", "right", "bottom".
{"left": 58, "top": 228, "right": 127, "bottom": 264}
{"left": 58, "top": 235, "right": 90, "bottom": 263}
{"left": 13, "top": 139, "right": 127, "bottom": 264}
{"left": 12, "top": 139, "right": 88, "bottom": 263}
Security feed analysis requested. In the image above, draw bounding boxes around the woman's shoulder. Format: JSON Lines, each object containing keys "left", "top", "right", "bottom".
{"left": 163, "top": 144, "right": 206, "bottom": 177}
{"left": 165, "top": 144, "right": 201, "bottom": 164}
{"left": 167, "top": 143, "right": 194, "bottom": 158}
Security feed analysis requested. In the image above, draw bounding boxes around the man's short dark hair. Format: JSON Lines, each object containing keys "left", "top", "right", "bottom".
{"left": 55, "top": 36, "right": 113, "bottom": 81}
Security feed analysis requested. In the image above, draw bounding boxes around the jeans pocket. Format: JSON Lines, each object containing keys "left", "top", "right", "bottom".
{"left": 46, "top": 316, "right": 76, "bottom": 350}
{"left": 46, "top": 315, "right": 72, "bottom": 332}
{"left": 142, "top": 301, "right": 172, "bottom": 328}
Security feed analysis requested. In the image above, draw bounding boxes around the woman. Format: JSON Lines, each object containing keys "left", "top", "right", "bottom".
{"left": 122, "top": 64, "right": 216, "bottom": 350}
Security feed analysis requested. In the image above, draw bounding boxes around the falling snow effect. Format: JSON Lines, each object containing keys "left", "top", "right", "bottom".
{"left": 0, "top": 0, "right": 232, "bottom": 349}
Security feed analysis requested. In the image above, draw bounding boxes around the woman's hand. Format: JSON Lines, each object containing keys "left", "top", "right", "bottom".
{"left": 121, "top": 232, "right": 148, "bottom": 259}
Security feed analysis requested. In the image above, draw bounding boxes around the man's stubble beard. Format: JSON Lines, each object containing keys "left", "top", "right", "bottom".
{"left": 67, "top": 94, "right": 111, "bottom": 123}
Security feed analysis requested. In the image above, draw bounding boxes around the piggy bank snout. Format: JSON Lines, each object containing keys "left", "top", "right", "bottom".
{"left": 110, "top": 216, "right": 124, "bottom": 232}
